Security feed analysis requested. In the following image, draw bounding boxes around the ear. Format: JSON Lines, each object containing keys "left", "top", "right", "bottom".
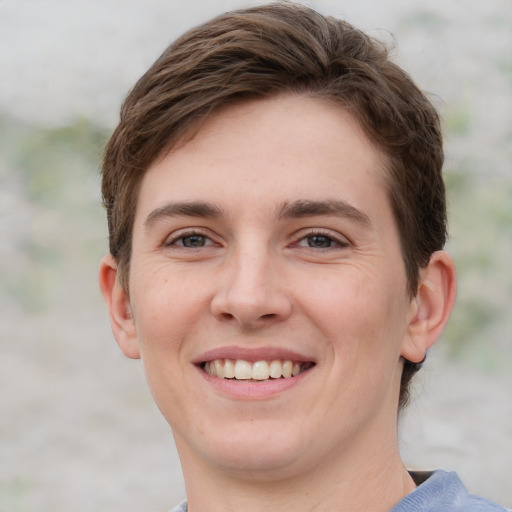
{"left": 98, "top": 254, "right": 140, "bottom": 359}
{"left": 401, "top": 251, "right": 457, "bottom": 363}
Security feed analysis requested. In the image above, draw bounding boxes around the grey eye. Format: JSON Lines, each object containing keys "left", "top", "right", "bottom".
{"left": 181, "top": 235, "right": 208, "bottom": 247}
{"left": 307, "top": 235, "right": 332, "bottom": 248}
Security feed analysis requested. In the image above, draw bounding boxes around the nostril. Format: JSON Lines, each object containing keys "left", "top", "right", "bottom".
{"left": 211, "top": 287, "right": 292, "bottom": 327}
{"left": 216, "top": 311, "right": 277, "bottom": 326}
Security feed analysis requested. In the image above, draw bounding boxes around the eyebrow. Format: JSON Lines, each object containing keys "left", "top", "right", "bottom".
{"left": 277, "top": 199, "right": 372, "bottom": 227}
{"left": 144, "top": 201, "right": 222, "bottom": 229}
{"left": 144, "top": 198, "right": 372, "bottom": 229}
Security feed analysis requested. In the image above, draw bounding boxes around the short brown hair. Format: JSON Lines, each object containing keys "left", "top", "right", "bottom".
{"left": 102, "top": 2, "right": 447, "bottom": 408}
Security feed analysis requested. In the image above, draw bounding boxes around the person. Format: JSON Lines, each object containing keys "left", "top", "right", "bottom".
{"left": 98, "top": 3, "right": 508, "bottom": 511}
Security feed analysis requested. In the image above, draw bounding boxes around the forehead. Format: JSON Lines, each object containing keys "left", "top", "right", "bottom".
{"left": 138, "top": 95, "right": 391, "bottom": 212}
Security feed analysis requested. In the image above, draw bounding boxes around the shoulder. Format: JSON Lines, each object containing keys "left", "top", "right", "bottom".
{"left": 392, "top": 470, "right": 509, "bottom": 512}
{"left": 170, "top": 474, "right": 510, "bottom": 512}
{"left": 169, "top": 500, "right": 188, "bottom": 512}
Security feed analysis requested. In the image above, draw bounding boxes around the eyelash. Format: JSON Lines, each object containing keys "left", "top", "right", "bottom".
{"left": 165, "top": 229, "right": 217, "bottom": 249}
{"left": 293, "top": 229, "right": 350, "bottom": 250}
{"left": 164, "top": 229, "right": 349, "bottom": 250}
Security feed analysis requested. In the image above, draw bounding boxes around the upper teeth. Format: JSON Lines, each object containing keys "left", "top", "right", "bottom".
{"left": 203, "top": 359, "right": 311, "bottom": 380}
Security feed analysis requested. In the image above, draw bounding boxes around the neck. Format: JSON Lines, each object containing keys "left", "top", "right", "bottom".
{"left": 177, "top": 424, "right": 416, "bottom": 512}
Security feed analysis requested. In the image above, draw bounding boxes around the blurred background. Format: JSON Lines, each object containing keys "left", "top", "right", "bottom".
{"left": 0, "top": 0, "right": 511, "bottom": 510}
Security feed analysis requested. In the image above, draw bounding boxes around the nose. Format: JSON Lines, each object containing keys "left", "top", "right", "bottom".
{"left": 210, "top": 245, "right": 292, "bottom": 329}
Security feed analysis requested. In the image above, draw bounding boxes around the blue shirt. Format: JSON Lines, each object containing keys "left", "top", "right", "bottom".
{"left": 391, "top": 470, "right": 508, "bottom": 511}
{"left": 170, "top": 470, "right": 509, "bottom": 512}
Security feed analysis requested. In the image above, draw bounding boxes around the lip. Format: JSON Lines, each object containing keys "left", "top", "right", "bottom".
{"left": 196, "top": 364, "right": 313, "bottom": 399}
{"left": 192, "top": 346, "right": 316, "bottom": 399}
{"left": 193, "top": 346, "right": 316, "bottom": 364}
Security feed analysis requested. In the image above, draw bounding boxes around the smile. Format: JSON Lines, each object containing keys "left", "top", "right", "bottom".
{"left": 202, "top": 359, "right": 315, "bottom": 381}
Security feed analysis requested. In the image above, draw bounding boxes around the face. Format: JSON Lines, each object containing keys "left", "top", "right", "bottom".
{"left": 118, "top": 95, "right": 418, "bottom": 479}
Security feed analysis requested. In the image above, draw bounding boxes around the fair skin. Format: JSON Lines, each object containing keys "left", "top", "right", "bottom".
{"left": 99, "top": 95, "right": 456, "bottom": 512}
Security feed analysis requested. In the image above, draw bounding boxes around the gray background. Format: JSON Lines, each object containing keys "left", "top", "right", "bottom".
{"left": 1, "top": 1, "right": 511, "bottom": 511}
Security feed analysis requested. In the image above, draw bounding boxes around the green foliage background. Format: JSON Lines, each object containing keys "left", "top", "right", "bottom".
{"left": 1, "top": 116, "right": 108, "bottom": 314}
{"left": 1, "top": 105, "right": 511, "bottom": 370}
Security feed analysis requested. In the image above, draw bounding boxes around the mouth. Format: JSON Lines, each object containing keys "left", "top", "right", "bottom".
{"left": 201, "top": 359, "right": 315, "bottom": 382}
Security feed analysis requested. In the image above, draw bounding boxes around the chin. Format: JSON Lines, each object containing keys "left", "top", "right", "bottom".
{"left": 177, "top": 417, "right": 316, "bottom": 479}
{"left": 209, "top": 447, "right": 308, "bottom": 480}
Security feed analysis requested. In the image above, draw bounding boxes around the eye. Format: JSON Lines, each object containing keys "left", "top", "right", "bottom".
{"left": 180, "top": 234, "right": 209, "bottom": 248}
{"left": 166, "top": 231, "right": 215, "bottom": 248}
{"left": 295, "top": 231, "right": 349, "bottom": 250}
{"left": 305, "top": 234, "right": 334, "bottom": 248}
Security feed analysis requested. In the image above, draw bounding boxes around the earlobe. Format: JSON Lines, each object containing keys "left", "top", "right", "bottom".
{"left": 98, "top": 254, "right": 140, "bottom": 359}
{"left": 401, "top": 251, "right": 457, "bottom": 363}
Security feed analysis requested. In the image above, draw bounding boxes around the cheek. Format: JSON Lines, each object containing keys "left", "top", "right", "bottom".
{"left": 130, "top": 268, "right": 207, "bottom": 352}
{"left": 301, "top": 273, "right": 409, "bottom": 416}
{"left": 297, "top": 268, "right": 409, "bottom": 357}
{"left": 129, "top": 272, "right": 209, "bottom": 419}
